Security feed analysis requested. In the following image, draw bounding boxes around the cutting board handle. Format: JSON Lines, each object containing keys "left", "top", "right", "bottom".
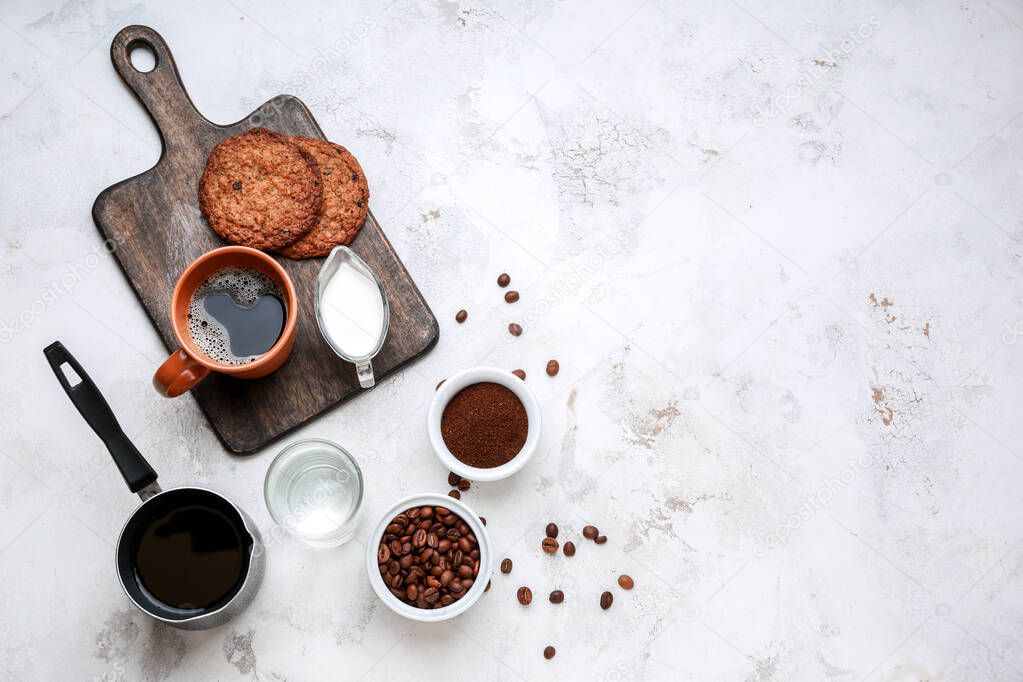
{"left": 111, "top": 26, "right": 209, "bottom": 151}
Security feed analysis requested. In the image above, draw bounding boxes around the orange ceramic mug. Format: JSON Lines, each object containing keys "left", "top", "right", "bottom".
{"left": 153, "top": 246, "right": 298, "bottom": 397}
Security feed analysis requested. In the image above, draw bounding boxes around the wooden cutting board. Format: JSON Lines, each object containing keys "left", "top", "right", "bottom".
{"left": 93, "top": 25, "right": 438, "bottom": 454}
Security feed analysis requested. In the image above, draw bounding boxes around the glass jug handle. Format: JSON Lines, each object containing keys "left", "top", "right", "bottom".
{"left": 356, "top": 360, "right": 375, "bottom": 389}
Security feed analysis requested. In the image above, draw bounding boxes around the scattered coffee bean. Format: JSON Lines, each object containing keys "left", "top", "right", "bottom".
{"left": 504, "top": 290, "right": 519, "bottom": 303}
{"left": 583, "top": 525, "right": 599, "bottom": 540}
{"left": 447, "top": 472, "right": 461, "bottom": 486}
{"left": 543, "top": 645, "right": 556, "bottom": 660}
{"left": 455, "top": 309, "right": 467, "bottom": 323}
{"left": 563, "top": 541, "right": 576, "bottom": 557}
{"left": 549, "top": 589, "right": 564, "bottom": 604}
{"left": 545, "top": 522, "right": 559, "bottom": 538}
{"left": 595, "top": 535, "right": 608, "bottom": 545}
{"left": 512, "top": 369, "right": 526, "bottom": 380}
{"left": 618, "top": 574, "right": 634, "bottom": 590}
{"left": 546, "top": 359, "right": 560, "bottom": 376}
{"left": 377, "top": 505, "right": 480, "bottom": 610}
{"left": 457, "top": 479, "right": 471, "bottom": 491}
{"left": 508, "top": 323, "right": 523, "bottom": 337}
{"left": 517, "top": 586, "right": 532, "bottom": 606}
{"left": 448, "top": 489, "right": 461, "bottom": 499}
{"left": 497, "top": 273, "right": 510, "bottom": 287}
{"left": 541, "top": 537, "right": 559, "bottom": 554}
{"left": 436, "top": 379, "right": 445, "bottom": 390}
{"left": 600, "top": 591, "right": 613, "bottom": 610}
{"left": 500, "top": 558, "right": 513, "bottom": 574}
{"left": 479, "top": 516, "right": 486, "bottom": 526}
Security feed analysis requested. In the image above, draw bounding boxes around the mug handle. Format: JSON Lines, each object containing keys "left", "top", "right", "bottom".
{"left": 153, "top": 348, "right": 210, "bottom": 397}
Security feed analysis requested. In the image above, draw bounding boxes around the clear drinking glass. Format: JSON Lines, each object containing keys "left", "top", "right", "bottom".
{"left": 263, "top": 438, "right": 364, "bottom": 547}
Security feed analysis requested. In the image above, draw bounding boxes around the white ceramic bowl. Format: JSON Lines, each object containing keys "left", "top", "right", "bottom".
{"left": 365, "top": 492, "right": 492, "bottom": 622}
{"left": 427, "top": 366, "right": 542, "bottom": 482}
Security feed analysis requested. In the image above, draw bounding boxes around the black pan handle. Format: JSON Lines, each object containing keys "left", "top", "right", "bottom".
{"left": 44, "top": 341, "right": 158, "bottom": 493}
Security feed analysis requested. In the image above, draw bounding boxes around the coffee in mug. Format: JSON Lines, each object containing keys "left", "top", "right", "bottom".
{"left": 187, "top": 267, "right": 286, "bottom": 365}
{"left": 153, "top": 246, "right": 299, "bottom": 398}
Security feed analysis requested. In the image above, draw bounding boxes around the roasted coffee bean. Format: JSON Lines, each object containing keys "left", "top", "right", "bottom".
{"left": 512, "top": 369, "right": 526, "bottom": 380}
{"left": 455, "top": 309, "right": 468, "bottom": 323}
{"left": 479, "top": 516, "right": 487, "bottom": 526}
{"left": 549, "top": 590, "right": 564, "bottom": 604}
{"left": 541, "top": 537, "right": 559, "bottom": 554}
{"left": 563, "top": 541, "right": 576, "bottom": 557}
{"left": 600, "top": 591, "right": 613, "bottom": 610}
{"left": 618, "top": 574, "right": 635, "bottom": 590}
{"left": 500, "top": 558, "right": 513, "bottom": 574}
{"left": 504, "top": 290, "right": 519, "bottom": 303}
{"left": 485, "top": 580, "right": 492, "bottom": 592}
{"left": 508, "top": 323, "right": 523, "bottom": 337}
{"left": 546, "top": 359, "right": 560, "bottom": 376}
{"left": 517, "top": 586, "right": 532, "bottom": 606}
{"left": 448, "top": 489, "right": 461, "bottom": 499}
{"left": 583, "top": 525, "right": 599, "bottom": 540}
{"left": 543, "top": 646, "right": 556, "bottom": 660}
{"left": 497, "top": 273, "right": 510, "bottom": 287}
{"left": 595, "top": 535, "right": 608, "bottom": 545}
{"left": 545, "top": 523, "right": 559, "bottom": 538}
{"left": 447, "top": 471, "right": 461, "bottom": 486}
{"left": 377, "top": 505, "right": 482, "bottom": 610}
{"left": 458, "top": 479, "right": 470, "bottom": 491}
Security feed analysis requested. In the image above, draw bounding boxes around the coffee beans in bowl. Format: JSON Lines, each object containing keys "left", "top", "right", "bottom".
{"left": 366, "top": 493, "right": 490, "bottom": 622}
{"left": 428, "top": 367, "right": 542, "bottom": 482}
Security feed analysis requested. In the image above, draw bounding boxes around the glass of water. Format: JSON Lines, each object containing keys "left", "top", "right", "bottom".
{"left": 263, "top": 438, "right": 364, "bottom": 547}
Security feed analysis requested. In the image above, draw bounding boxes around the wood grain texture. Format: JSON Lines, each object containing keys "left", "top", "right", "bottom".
{"left": 93, "top": 26, "right": 438, "bottom": 454}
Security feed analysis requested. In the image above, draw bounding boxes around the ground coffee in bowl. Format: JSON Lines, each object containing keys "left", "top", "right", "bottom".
{"left": 428, "top": 367, "right": 542, "bottom": 482}
{"left": 440, "top": 382, "right": 527, "bottom": 469}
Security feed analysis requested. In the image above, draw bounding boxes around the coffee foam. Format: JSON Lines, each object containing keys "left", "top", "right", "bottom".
{"left": 187, "top": 267, "right": 284, "bottom": 365}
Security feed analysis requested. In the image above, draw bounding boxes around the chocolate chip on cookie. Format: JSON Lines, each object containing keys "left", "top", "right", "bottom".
{"left": 199, "top": 127, "right": 322, "bottom": 251}
{"left": 277, "top": 137, "right": 370, "bottom": 259}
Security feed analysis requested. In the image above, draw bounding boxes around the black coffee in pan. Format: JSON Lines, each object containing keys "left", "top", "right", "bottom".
{"left": 133, "top": 503, "right": 248, "bottom": 610}
{"left": 186, "top": 267, "right": 285, "bottom": 364}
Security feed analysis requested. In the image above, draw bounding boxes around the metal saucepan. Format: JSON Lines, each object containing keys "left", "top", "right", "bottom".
{"left": 44, "top": 341, "right": 264, "bottom": 630}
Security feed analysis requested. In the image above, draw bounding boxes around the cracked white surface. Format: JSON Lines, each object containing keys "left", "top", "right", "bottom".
{"left": 1, "top": 1, "right": 1022, "bottom": 680}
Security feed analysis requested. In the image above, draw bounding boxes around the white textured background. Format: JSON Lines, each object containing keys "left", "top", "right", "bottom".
{"left": 2, "top": 1, "right": 1022, "bottom": 680}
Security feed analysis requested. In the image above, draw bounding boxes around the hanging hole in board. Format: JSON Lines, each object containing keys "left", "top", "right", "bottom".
{"left": 128, "top": 41, "right": 156, "bottom": 73}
